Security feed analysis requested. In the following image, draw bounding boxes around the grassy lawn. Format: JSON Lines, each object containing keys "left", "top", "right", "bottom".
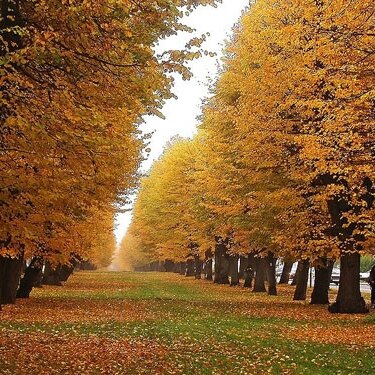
{"left": 1, "top": 272, "right": 374, "bottom": 374}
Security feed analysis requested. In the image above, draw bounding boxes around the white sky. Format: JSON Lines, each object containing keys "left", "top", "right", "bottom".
{"left": 114, "top": 0, "right": 249, "bottom": 243}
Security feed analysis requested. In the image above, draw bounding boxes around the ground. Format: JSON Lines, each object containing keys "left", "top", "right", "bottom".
{"left": 1, "top": 272, "right": 375, "bottom": 374}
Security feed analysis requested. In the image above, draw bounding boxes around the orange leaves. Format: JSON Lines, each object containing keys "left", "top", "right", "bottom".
{"left": 0, "top": 0, "right": 221, "bottom": 265}
{"left": 0, "top": 331, "right": 168, "bottom": 375}
{"left": 2, "top": 271, "right": 375, "bottom": 373}
{"left": 126, "top": 0, "right": 374, "bottom": 268}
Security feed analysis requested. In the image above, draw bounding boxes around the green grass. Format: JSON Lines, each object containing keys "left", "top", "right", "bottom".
{"left": 1, "top": 271, "right": 375, "bottom": 374}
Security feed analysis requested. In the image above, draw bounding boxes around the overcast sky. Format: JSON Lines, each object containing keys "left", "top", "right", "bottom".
{"left": 114, "top": 0, "right": 249, "bottom": 243}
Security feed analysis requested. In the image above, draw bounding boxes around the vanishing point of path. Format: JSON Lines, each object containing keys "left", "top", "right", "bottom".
{"left": 1, "top": 272, "right": 374, "bottom": 374}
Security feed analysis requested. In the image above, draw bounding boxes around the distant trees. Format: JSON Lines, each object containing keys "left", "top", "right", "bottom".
{"left": 122, "top": 0, "right": 374, "bottom": 313}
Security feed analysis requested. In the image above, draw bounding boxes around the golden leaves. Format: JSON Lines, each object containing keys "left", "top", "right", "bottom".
{"left": 125, "top": 0, "right": 374, "bottom": 267}
{"left": 1, "top": 0, "right": 220, "bottom": 265}
{"left": 2, "top": 271, "right": 375, "bottom": 373}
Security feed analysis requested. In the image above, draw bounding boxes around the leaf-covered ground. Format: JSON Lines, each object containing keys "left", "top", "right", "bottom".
{"left": 1, "top": 272, "right": 375, "bottom": 374}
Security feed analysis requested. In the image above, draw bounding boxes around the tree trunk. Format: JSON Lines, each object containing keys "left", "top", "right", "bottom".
{"left": 279, "top": 261, "right": 294, "bottom": 284}
{"left": 244, "top": 253, "right": 255, "bottom": 288}
{"left": 229, "top": 255, "right": 239, "bottom": 286}
{"left": 253, "top": 256, "right": 266, "bottom": 292}
{"left": 80, "top": 261, "right": 97, "bottom": 270}
{"left": 202, "top": 259, "right": 207, "bottom": 278}
{"left": 58, "top": 264, "right": 75, "bottom": 282}
{"left": 34, "top": 268, "right": 43, "bottom": 287}
{"left": 185, "top": 259, "right": 195, "bottom": 277}
{"left": 328, "top": 253, "right": 368, "bottom": 313}
{"left": 293, "top": 260, "right": 309, "bottom": 301}
{"left": 173, "top": 262, "right": 181, "bottom": 273}
{"left": 205, "top": 258, "right": 213, "bottom": 281}
{"left": 194, "top": 255, "right": 202, "bottom": 279}
{"left": 291, "top": 261, "right": 301, "bottom": 286}
{"left": 214, "top": 242, "right": 229, "bottom": 284}
{"left": 152, "top": 262, "right": 158, "bottom": 271}
{"left": 265, "top": 252, "right": 277, "bottom": 296}
{"left": 311, "top": 258, "right": 334, "bottom": 305}
{"left": 239, "top": 256, "right": 248, "bottom": 279}
{"left": 16, "top": 257, "right": 43, "bottom": 298}
{"left": 164, "top": 260, "right": 174, "bottom": 272}
{"left": 179, "top": 262, "right": 185, "bottom": 275}
{"left": 42, "top": 262, "right": 62, "bottom": 286}
{"left": 0, "top": 254, "right": 24, "bottom": 305}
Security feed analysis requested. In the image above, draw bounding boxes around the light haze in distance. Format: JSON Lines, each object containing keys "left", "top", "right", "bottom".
{"left": 114, "top": 0, "right": 249, "bottom": 243}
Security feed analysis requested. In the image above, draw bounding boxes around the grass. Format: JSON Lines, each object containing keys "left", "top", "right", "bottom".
{"left": 1, "top": 271, "right": 374, "bottom": 374}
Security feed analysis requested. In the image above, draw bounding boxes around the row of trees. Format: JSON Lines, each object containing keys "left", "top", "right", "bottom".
{"left": 121, "top": 0, "right": 375, "bottom": 313}
{"left": 0, "top": 0, "right": 220, "bottom": 307}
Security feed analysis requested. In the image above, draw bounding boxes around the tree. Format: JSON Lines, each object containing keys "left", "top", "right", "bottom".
{"left": 0, "top": 0, "right": 221, "bottom": 306}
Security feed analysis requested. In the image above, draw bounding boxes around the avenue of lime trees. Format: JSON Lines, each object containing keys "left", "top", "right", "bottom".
{"left": 0, "top": 0, "right": 221, "bottom": 306}
{"left": 119, "top": 0, "right": 375, "bottom": 314}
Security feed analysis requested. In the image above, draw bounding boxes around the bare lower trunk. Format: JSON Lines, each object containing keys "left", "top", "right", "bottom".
{"left": 244, "top": 253, "right": 255, "bottom": 288}
{"left": 253, "top": 256, "right": 266, "bottom": 293}
{"left": 164, "top": 260, "right": 174, "bottom": 272}
{"left": 279, "top": 261, "right": 294, "bottom": 284}
{"left": 293, "top": 260, "right": 309, "bottom": 301}
{"left": 185, "top": 259, "right": 195, "bottom": 277}
{"left": 328, "top": 253, "right": 368, "bottom": 313}
{"left": 194, "top": 255, "right": 202, "bottom": 279}
{"left": 179, "top": 262, "right": 185, "bottom": 275}
{"left": 214, "top": 242, "right": 229, "bottom": 284}
{"left": 58, "top": 262, "right": 76, "bottom": 282}
{"left": 239, "top": 256, "right": 247, "bottom": 279}
{"left": 0, "top": 254, "right": 24, "bottom": 305}
{"left": 291, "top": 261, "right": 301, "bottom": 286}
{"left": 42, "top": 262, "right": 62, "bottom": 286}
{"left": 80, "top": 261, "right": 97, "bottom": 270}
{"left": 173, "top": 262, "right": 181, "bottom": 273}
{"left": 265, "top": 252, "right": 277, "bottom": 296}
{"left": 17, "top": 257, "right": 43, "bottom": 298}
{"left": 205, "top": 259, "right": 213, "bottom": 281}
{"left": 311, "top": 258, "right": 334, "bottom": 305}
{"left": 229, "top": 255, "right": 239, "bottom": 286}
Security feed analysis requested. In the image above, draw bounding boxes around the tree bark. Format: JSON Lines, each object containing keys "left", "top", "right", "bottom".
{"left": 164, "top": 260, "right": 174, "bottom": 272}
{"left": 265, "top": 252, "right": 277, "bottom": 296}
{"left": 42, "top": 262, "right": 62, "bottom": 286}
{"left": 291, "top": 261, "right": 301, "bottom": 286}
{"left": 173, "top": 262, "right": 181, "bottom": 273}
{"left": 253, "top": 256, "right": 266, "bottom": 292}
{"left": 185, "top": 259, "right": 195, "bottom": 277}
{"left": 80, "top": 260, "right": 97, "bottom": 270}
{"left": 16, "top": 257, "right": 43, "bottom": 298}
{"left": 194, "top": 255, "right": 202, "bottom": 279}
{"left": 244, "top": 253, "right": 255, "bottom": 288}
{"left": 214, "top": 241, "right": 229, "bottom": 284}
{"left": 311, "top": 258, "right": 334, "bottom": 305}
{"left": 229, "top": 254, "right": 239, "bottom": 286}
{"left": 58, "top": 262, "right": 76, "bottom": 282}
{"left": 293, "top": 260, "right": 309, "bottom": 300}
{"left": 205, "top": 258, "right": 213, "bottom": 281}
{"left": 279, "top": 261, "right": 294, "bottom": 284}
{"left": 0, "top": 254, "right": 24, "bottom": 304}
{"left": 239, "top": 256, "right": 247, "bottom": 279}
{"left": 328, "top": 253, "right": 368, "bottom": 313}
{"left": 179, "top": 262, "right": 185, "bottom": 275}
